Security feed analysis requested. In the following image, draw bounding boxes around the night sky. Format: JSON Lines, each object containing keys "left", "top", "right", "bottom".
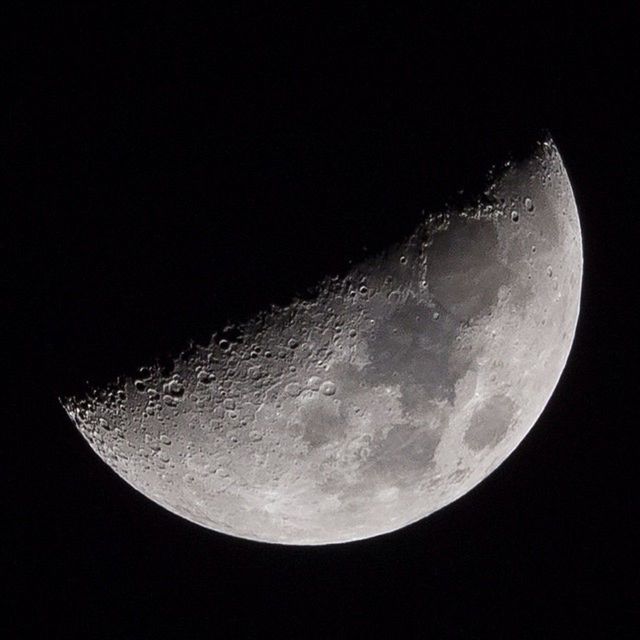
{"left": 4, "top": 4, "right": 637, "bottom": 637}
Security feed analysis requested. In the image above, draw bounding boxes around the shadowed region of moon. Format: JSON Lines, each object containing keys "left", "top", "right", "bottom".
{"left": 62, "top": 138, "right": 583, "bottom": 545}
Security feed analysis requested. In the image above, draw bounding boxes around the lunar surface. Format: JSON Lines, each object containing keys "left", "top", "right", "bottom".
{"left": 63, "top": 138, "right": 582, "bottom": 545}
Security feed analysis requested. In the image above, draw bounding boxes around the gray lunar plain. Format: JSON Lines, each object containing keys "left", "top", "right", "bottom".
{"left": 63, "top": 138, "right": 583, "bottom": 544}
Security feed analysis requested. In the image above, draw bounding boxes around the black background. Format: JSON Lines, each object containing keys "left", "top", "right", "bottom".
{"left": 4, "top": 3, "right": 637, "bottom": 637}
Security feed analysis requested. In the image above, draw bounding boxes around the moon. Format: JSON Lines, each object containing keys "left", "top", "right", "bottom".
{"left": 62, "top": 138, "right": 582, "bottom": 545}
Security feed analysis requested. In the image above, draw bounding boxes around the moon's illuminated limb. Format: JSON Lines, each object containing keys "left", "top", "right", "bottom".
{"left": 63, "top": 138, "right": 582, "bottom": 545}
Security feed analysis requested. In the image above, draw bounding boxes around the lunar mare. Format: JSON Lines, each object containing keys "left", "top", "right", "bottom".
{"left": 63, "top": 138, "right": 582, "bottom": 545}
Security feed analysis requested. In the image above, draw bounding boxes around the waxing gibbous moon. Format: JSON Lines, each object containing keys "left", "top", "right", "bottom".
{"left": 63, "top": 138, "right": 582, "bottom": 545}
